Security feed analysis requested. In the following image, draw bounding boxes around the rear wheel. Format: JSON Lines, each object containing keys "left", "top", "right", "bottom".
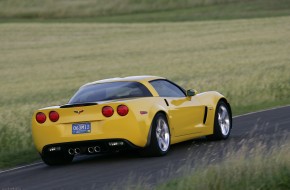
{"left": 207, "top": 101, "right": 232, "bottom": 140}
{"left": 41, "top": 152, "right": 74, "bottom": 166}
{"left": 142, "top": 113, "right": 170, "bottom": 156}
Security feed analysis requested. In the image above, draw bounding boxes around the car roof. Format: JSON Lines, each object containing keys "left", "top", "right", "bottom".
{"left": 84, "top": 75, "right": 165, "bottom": 86}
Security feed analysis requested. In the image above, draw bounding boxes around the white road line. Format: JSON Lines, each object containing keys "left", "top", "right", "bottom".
{"left": 0, "top": 162, "right": 42, "bottom": 174}
{"left": 0, "top": 105, "right": 289, "bottom": 174}
{"left": 233, "top": 105, "right": 290, "bottom": 118}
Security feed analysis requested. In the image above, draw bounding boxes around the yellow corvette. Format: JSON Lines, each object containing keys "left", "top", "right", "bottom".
{"left": 32, "top": 76, "right": 232, "bottom": 165}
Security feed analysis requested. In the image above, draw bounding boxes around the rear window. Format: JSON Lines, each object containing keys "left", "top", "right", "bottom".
{"left": 68, "top": 82, "right": 152, "bottom": 104}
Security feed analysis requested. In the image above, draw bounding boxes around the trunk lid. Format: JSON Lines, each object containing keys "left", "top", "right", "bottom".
{"left": 46, "top": 103, "right": 104, "bottom": 124}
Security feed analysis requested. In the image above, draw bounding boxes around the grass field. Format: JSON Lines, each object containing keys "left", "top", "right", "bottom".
{"left": 1, "top": 0, "right": 290, "bottom": 22}
{"left": 156, "top": 138, "right": 290, "bottom": 190}
{"left": 0, "top": 15, "right": 289, "bottom": 168}
{"left": 0, "top": 0, "right": 290, "bottom": 169}
{"left": 110, "top": 135, "right": 290, "bottom": 190}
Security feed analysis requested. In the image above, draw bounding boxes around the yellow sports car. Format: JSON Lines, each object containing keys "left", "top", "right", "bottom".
{"left": 32, "top": 76, "right": 232, "bottom": 165}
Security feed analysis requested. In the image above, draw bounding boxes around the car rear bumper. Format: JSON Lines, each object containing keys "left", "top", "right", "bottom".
{"left": 41, "top": 139, "right": 140, "bottom": 156}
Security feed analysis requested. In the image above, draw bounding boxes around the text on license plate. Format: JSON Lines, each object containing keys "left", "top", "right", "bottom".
{"left": 72, "top": 123, "right": 91, "bottom": 134}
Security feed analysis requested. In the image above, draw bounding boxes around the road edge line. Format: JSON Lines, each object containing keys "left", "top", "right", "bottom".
{"left": 233, "top": 105, "right": 290, "bottom": 118}
{"left": 0, "top": 162, "right": 42, "bottom": 174}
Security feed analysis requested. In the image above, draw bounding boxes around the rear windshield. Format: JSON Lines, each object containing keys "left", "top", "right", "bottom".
{"left": 68, "top": 82, "right": 152, "bottom": 104}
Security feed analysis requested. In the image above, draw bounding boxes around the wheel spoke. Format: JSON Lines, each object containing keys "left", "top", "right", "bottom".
{"left": 158, "top": 119, "right": 162, "bottom": 128}
{"left": 218, "top": 113, "right": 222, "bottom": 125}
{"left": 221, "top": 124, "right": 226, "bottom": 135}
{"left": 158, "top": 137, "right": 164, "bottom": 148}
{"left": 156, "top": 129, "right": 161, "bottom": 140}
{"left": 155, "top": 117, "right": 170, "bottom": 152}
{"left": 221, "top": 107, "right": 227, "bottom": 120}
{"left": 160, "top": 138, "right": 166, "bottom": 148}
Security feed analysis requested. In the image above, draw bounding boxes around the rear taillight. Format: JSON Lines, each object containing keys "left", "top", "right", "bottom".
{"left": 49, "top": 111, "right": 59, "bottom": 122}
{"left": 117, "top": 105, "right": 129, "bottom": 116}
{"left": 36, "top": 112, "right": 46, "bottom": 124}
{"left": 102, "top": 106, "right": 114, "bottom": 117}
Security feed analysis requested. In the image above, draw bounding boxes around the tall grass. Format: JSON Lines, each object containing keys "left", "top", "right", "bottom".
{"left": 0, "top": 16, "right": 290, "bottom": 168}
{"left": 157, "top": 138, "right": 290, "bottom": 190}
{"left": 104, "top": 125, "right": 290, "bottom": 190}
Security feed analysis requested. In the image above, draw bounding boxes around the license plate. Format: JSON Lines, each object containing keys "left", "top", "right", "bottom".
{"left": 72, "top": 123, "right": 91, "bottom": 134}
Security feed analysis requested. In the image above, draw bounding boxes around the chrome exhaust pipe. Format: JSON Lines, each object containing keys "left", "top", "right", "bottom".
{"left": 74, "top": 148, "right": 81, "bottom": 155}
{"left": 88, "top": 147, "right": 94, "bottom": 154}
{"left": 94, "top": 146, "right": 101, "bottom": 153}
{"left": 68, "top": 148, "right": 75, "bottom": 155}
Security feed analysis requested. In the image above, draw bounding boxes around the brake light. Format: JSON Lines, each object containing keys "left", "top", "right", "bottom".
{"left": 49, "top": 111, "right": 59, "bottom": 122}
{"left": 36, "top": 112, "right": 46, "bottom": 124}
{"left": 117, "top": 105, "right": 129, "bottom": 116}
{"left": 102, "top": 106, "right": 114, "bottom": 117}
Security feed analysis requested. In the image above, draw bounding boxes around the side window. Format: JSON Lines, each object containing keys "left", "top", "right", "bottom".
{"left": 150, "top": 80, "right": 186, "bottom": 97}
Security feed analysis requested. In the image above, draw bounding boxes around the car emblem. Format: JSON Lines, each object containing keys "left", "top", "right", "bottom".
{"left": 74, "top": 110, "right": 84, "bottom": 114}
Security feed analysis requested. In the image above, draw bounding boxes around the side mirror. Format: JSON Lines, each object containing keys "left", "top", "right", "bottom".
{"left": 186, "top": 89, "right": 198, "bottom": 97}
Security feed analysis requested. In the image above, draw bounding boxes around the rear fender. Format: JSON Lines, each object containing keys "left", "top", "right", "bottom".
{"left": 145, "top": 100, "right": 169, "bottom": 147}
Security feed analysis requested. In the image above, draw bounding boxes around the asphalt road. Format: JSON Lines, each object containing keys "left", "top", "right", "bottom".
{"left": 0, "top": 106, "right": 289, "bottom": 190}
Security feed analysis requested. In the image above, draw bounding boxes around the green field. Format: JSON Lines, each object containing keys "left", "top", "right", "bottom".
{"left": 0, "top": 0, "right": 290, "bottom": 170}
{"left": 1, "top": 16, "right": 289, "bottom": 168}
{"left": 1, "top": 0, "right": 290, "bottom": 22}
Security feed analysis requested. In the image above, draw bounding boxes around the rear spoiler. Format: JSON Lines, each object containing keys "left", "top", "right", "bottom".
{"left": 60, "top": 102, "right": 98, "bottom": 108}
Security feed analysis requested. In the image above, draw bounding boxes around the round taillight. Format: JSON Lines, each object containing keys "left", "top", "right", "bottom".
{"left": 49, "top": 111, "right": 59, "bottom": 122}
{"left": 117, "top": 105, "right": 129, "bottom": 116}
{"left": 36, "top": 112, "right": 46, "bottom": 124}
{"left": 102, "top": 106, "right": 114, "bottom": 117}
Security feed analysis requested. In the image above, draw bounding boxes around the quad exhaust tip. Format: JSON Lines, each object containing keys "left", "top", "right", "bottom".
{"left": 94, "top": 146, "right": 101, "bottom": 153}
{"left": 74, "top": 148, "right": 81, "bottom": 154}
{"left": 68, "top": 148, "right": 75, "bottom": 155}
{"left": 68, "top": 148, "right": 81, "bottom": 155}
{"left": 88, "top": 147, "right": 94, "bottom": 154}
{"left": 68, "top": 146, "right": 101, "bottom": 155}
{"left": 88, "top": 146, "right": 100, "bottom": 153}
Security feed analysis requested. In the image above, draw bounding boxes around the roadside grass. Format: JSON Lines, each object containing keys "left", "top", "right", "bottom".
{"left": 0, "top": 16, "right": 289, "bottom": 168}
{"left": 156, "top": 138, "right": 290, "bottom": 190}
{"left": 1, "top": 0, "right": 290, "bottom": 22}
{"left": 105, "top": 127, "right": 290, "bottom": 190}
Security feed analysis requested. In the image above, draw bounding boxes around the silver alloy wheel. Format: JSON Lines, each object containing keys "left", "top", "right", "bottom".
{"left": 156, "top": 118, "right": 170, "bottom": 152}
{"left": 218, "top": 105, "right": 230, "bottom": 136}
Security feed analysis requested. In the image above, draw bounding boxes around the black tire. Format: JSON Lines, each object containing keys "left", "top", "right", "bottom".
{"left": 41, "top": 152, "right": 74, "bottom": 166}
{"left": 207, "top": 100, "right": 232, "bottom": 140}
{"left": 141, "top": 113, "right": 171, "bottom": 157}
